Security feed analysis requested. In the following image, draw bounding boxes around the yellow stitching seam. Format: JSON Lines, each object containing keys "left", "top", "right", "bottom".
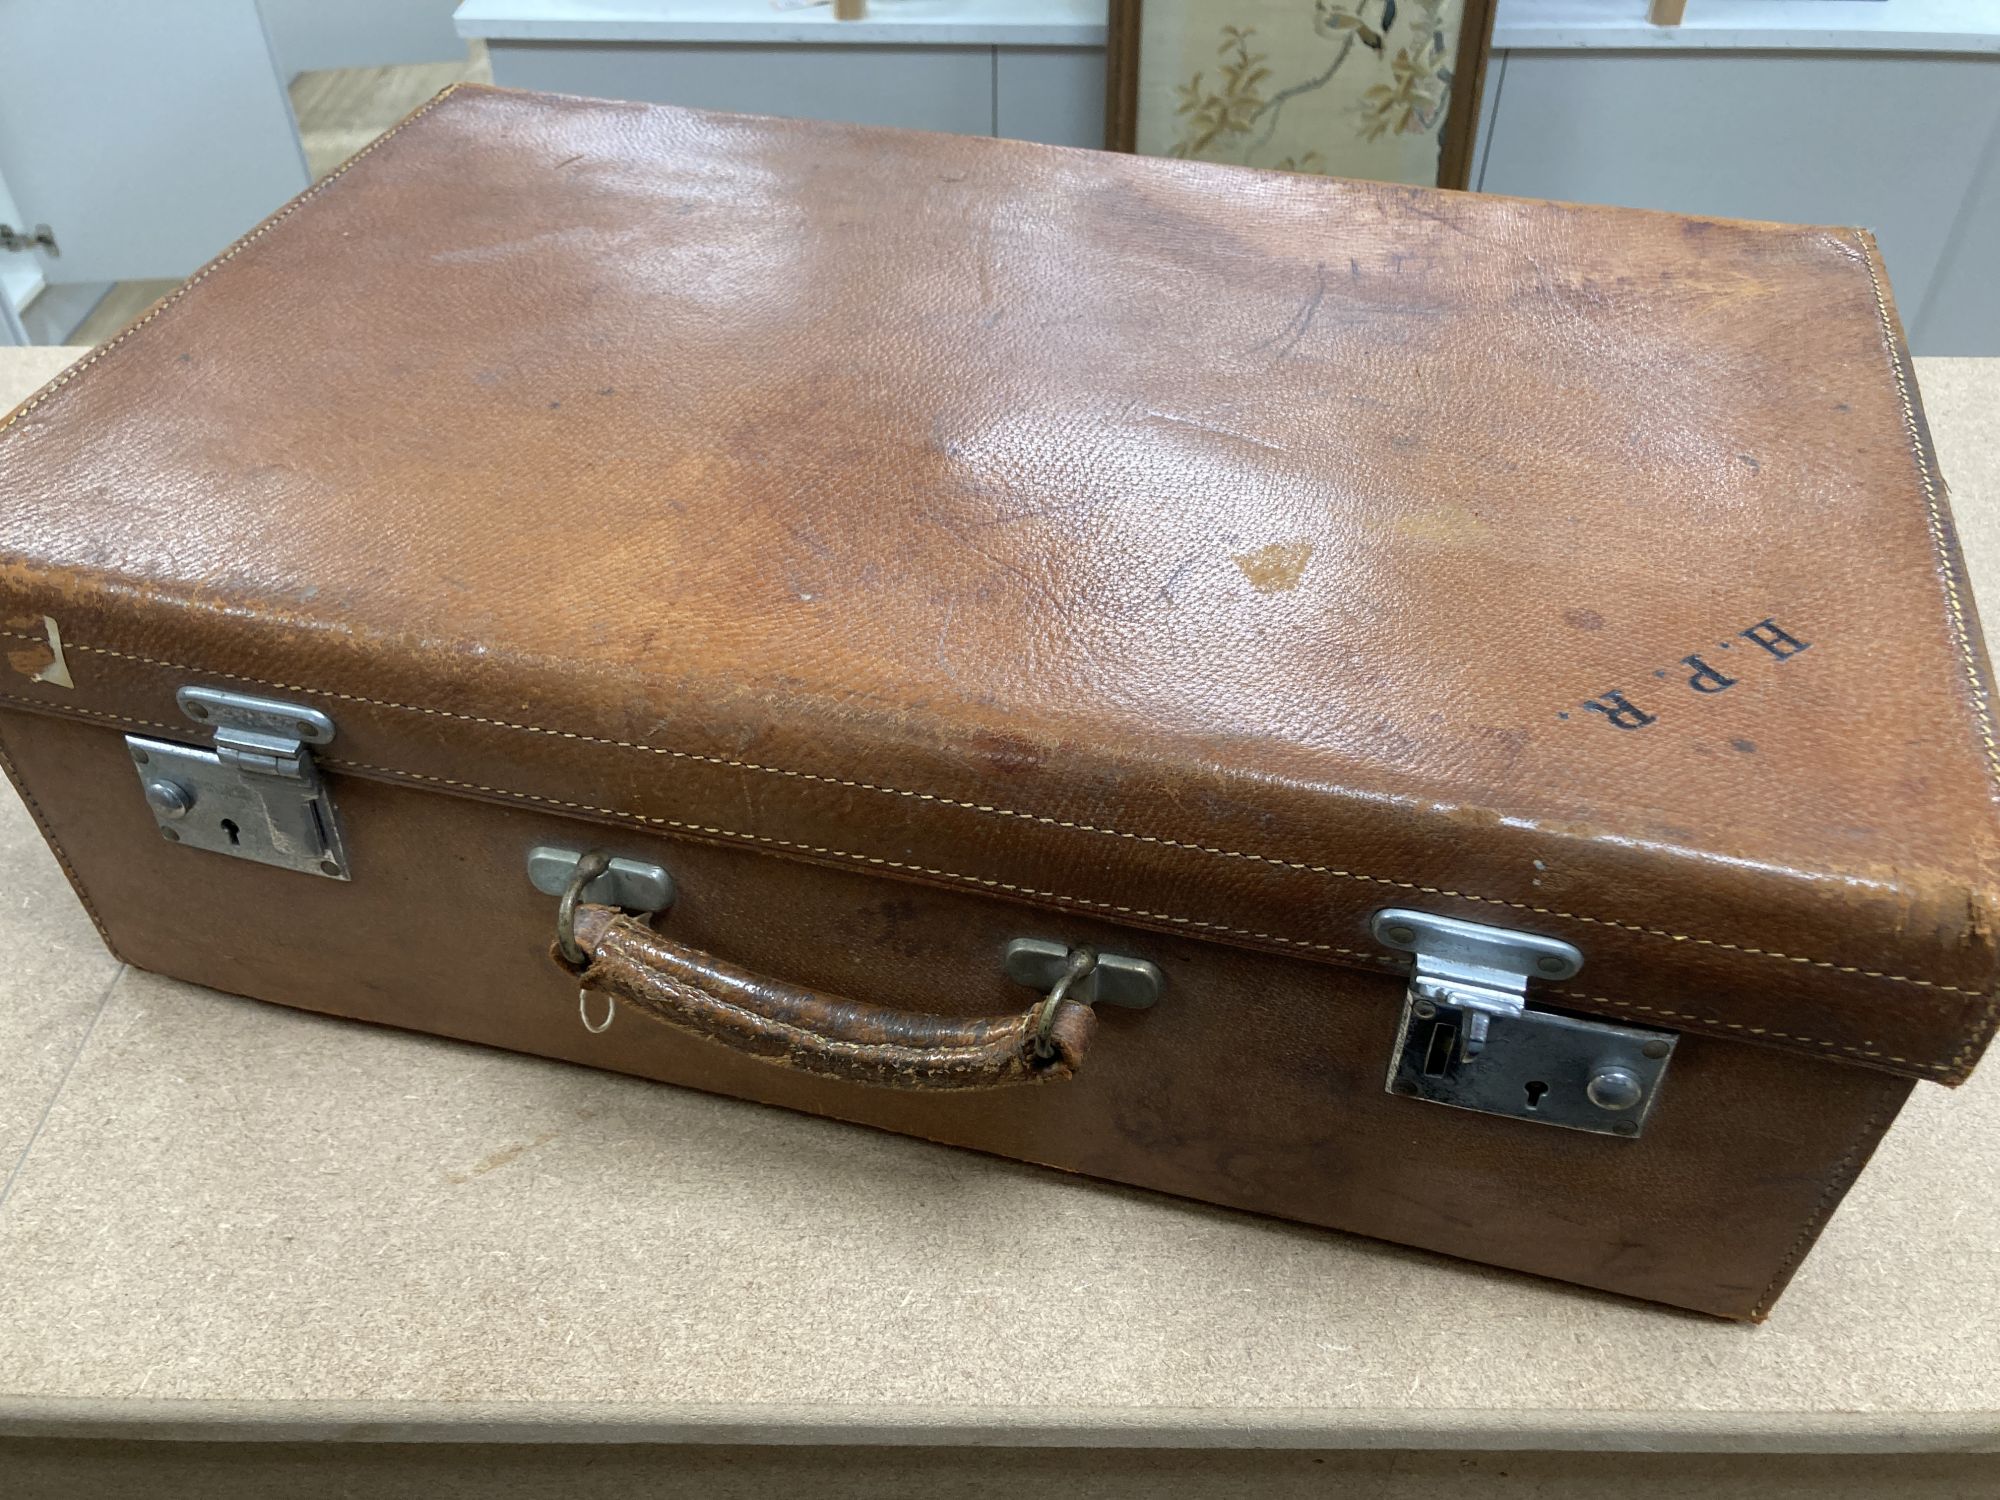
{"left": 1854, "top": 233, "right": 2000, "bottom": 1082}
{"left": 316, "top": 755, "right": 1395, "bottom": 966}
{"left": 0, "top": 632, "right": 1978, "bottom": 998}
{"left": 322, "top": 752, "right": 1950, "bottom": 1078}
{"left": 0, "top": 687, "right": 1958, "bottom": 1075}
{"left": 1856, "top": 238, "right": 2000, "bottom": 789}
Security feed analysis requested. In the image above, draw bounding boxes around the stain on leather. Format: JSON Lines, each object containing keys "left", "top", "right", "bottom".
{"left": 1232, "top": 541, "right": 1313, "bottom": 593}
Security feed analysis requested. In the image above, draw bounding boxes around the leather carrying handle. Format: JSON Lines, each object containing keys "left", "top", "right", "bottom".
{"left": 563, "top": 905, "right": 1096, "bottom": 1090}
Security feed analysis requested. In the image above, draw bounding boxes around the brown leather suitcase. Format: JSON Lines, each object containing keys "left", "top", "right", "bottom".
{"left": 2, "top": 87, "right": 1993, "bottom": 1319}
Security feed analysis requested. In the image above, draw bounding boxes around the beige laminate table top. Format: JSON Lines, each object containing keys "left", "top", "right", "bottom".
{"left": 0, "top": 347, "right": 1996, "bottom": 1453}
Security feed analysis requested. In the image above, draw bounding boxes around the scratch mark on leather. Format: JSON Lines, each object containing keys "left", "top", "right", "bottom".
{"left": 1397, "top": 191, "right": 1517, "bottom": 255}
{"left": 1255, "top": 260, "right": 1326, "bottom": 360}
{"left": 929, "top": 515, "right": 1074, "bottom": 616}
{"left": 1141, "top": 409, "right": 1290, "bottom": 457}
{"left": 933, "top": 595, "right": 961, "bottom": 682}
{"left": 1232, "top": 541, "right": 1314, "bottom": 594}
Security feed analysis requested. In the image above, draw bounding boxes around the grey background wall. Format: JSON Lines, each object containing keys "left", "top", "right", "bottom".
{"left": 1472, "top": 49, "right": 2000, "bottom": 357}
{"left": 259, "top": 0, "right": 463, "bottom": 78}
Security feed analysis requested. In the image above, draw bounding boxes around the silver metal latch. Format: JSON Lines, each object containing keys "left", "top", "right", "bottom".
{"left": 1373, "top": 908, "right": 1675, "bottom": 1137}
{"left": 125, "top": 687, "right": 349, "bottom": 879}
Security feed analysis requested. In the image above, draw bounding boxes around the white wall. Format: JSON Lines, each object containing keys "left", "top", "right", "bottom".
{"left": 257, "top": 0, "right": 464, "bottom": 78}
{"left": 0, "top": 165, "right": 45, "bottom": 341}
{"left": 1477, "top": 49, "right": 2000, "bottom": 357}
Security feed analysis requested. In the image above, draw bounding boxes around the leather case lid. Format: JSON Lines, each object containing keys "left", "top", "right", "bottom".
{"left": 1, "top": 87, "right": 1994, "bottom": 1083}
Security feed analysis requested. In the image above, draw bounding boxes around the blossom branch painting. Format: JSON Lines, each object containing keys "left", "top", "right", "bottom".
{"left": 1107, "top": 0, "right": 1495, "bottom": 190}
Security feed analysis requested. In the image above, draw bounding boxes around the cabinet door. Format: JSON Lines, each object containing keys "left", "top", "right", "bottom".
{"left": 0, "top": 0, "right": 309, "bottom": 285}
{"left": 997, "top": 48, "right": 1105, "bottom": 148}
{"left": 489, "top": 42, "right": 997, "bottom": 136}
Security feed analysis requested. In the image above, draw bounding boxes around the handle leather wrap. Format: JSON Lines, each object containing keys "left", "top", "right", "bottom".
{"left": 567, "top": 905, "right": 1095, "bottom": 1089}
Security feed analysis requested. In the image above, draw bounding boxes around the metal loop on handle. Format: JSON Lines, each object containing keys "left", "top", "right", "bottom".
{"left": 579, "top": 986, "right": 615, "bottom": 1034}
{"left": 557, "top": 849, "right": 615, "bottom": 967}
{"left": 1032, "top": 945, "right": 1098, "bottom": 1060}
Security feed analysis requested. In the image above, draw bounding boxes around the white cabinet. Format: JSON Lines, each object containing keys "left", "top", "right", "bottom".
{"left": 487, "top": 42, "right": 997, "bottom": 135}
{"left": 457, "top": 1, "right": 1109, "bottom": 147}
{"left": 996, "top": 48, "right": 1106, "bottom": 149}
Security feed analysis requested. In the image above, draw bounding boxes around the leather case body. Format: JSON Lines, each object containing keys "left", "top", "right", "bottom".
{"left": 0, "top": 87, "right": 1992, "bottom": 1318}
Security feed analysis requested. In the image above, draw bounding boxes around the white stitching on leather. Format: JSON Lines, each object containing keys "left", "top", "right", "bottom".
{"left": 0, "top": 690, "right": 1951, "bottom": 1077}
{"left": 1856, "top": 239, "right": 2000, "bottom": 791}
{"left": 1852, "top": 230, "right": 2000, "bottom": 1080}
{"left": 0, "top": 123, "right": 1987, "bottom": 1071}
{"left": 320, "top": 753, "right": 1947, "bottom": 1078}
{"left": 0, "top": 86, "right": 465, "bottom": 440}
{"left": 0, "top": 631, "right": 1979, "bottom": 999}
{"left": 318, "top": 754, "right": 1396, "bottom": 963}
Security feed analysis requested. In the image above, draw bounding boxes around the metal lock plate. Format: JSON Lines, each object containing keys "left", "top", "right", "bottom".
{"left": 1374, "top": 908, "right": 1675, "bottom": 1137}
{"left": 126, "top": 688, "right": 349, "bottom": 879}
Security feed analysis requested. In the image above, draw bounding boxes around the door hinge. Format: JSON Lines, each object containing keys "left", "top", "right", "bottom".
{"left": 1372, "top": 908, "right": 1675, "bottom": 1137}
{"left": 126, "top": 687, "right": 349, "bottom": 879}
{"left": 0, "top": 223, "right": 57, "bottom": 256}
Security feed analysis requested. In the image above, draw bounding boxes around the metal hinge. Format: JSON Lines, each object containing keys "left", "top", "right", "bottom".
{"left": 527, "top": 846, "right": 675, "bottom": 913}
{"left": 0, "top": 223, "right": 57, "bottom": 255}
{"left": 1003, "top": 938, "right": 1163, "bottom": 1010}
{"left": 1373, "top": 908, "right": 1675, "bottom": 1137}
{"left": 125, "top": 687, "right": 349, "bottom": 879}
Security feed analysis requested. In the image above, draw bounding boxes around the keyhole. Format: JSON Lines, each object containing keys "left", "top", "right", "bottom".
{"left": 220, "top": 818, "right": 241, "bottom": 846}
{"left": 1523, "top": 1080, "right": 1549, "bottom": 1111}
